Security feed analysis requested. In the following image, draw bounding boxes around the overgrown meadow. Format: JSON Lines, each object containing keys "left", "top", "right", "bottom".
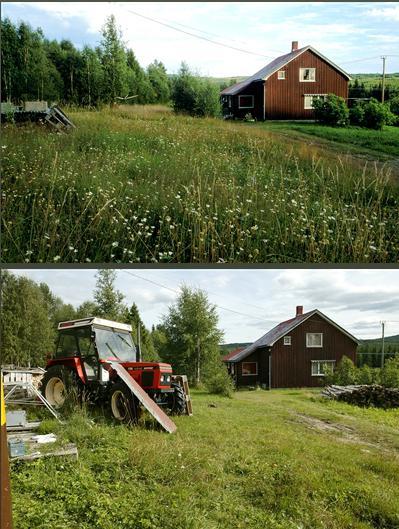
{"left": 2, "top": 105, "right": 399, "bottom": 263}
{"left": 10, "top": 390, "right": 399, "bottom": 529}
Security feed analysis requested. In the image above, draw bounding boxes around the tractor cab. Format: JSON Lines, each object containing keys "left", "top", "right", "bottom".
{"left": 54, "top": 317, "right": 137, "bottom": 383}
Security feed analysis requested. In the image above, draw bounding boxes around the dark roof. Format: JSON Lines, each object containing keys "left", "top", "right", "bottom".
{"left": 227, "top": 309, "right": 359, "bottom": 362}
{"left": 220, "top": 45, "right": 351, "bottom": 96}
{"left": 222, "top": 347, "right": 244, "bottom": 362}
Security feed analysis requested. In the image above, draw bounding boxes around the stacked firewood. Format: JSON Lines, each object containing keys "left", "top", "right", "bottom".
{"left": 322, "top": 385, "right": 399, "bottom": 408}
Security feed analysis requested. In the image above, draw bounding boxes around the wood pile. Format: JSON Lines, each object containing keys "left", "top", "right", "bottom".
{"left": 322, "top": 385, "right": 399, "bottom": 408}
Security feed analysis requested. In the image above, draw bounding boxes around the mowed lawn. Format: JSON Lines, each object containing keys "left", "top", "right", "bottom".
{"left": 2, "top": 105, "right": 399, "bottom": 263}
{"left": 10, "top": 389, "right": 399, "bottom": 529}
{"left": 257, "top": 121, "right": 399, "bottom": 158}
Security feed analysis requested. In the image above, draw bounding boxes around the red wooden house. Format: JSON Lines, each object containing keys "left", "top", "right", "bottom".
{"left": 223, "top": 306, "right": 359, "bottom": 388}
{"left": 220, "top": 41, "right": 351, "bottom": 120}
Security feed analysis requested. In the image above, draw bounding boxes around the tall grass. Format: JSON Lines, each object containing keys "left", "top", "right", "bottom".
{"left": 2, "top": 105, "right": 399, "bottom": 263}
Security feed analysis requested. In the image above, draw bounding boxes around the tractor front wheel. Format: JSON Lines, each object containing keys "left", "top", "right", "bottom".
{"left": 109, "top": 382, "right": 140, "bottom": 424}
{"left": 168, "top": 383, "right": 186, "bottom": 415}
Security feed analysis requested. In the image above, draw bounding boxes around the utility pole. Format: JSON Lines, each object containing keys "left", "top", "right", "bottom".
{"left": 381, "top": 56, "right": 387, "bottom": 103}
{"left": 381, "top": 321, "right": 386, "bottom": 368}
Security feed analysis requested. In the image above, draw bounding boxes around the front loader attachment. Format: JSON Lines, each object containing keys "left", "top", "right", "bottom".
{"left": 109, "top": 362, "right": 177, "bottom": 434}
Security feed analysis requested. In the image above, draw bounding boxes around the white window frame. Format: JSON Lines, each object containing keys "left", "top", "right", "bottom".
{"left": 242, "top": 361, "right": 258, "bottom": 376}
{"left": 311, "top": 360, "right": 335, "bottom": 376}
{"left": 238, "top": 95, "right": 254, "bottom": 109}
{"left": 300, "top": 67, "right": 316, "bottom": 82}
{"left": 306, "top": 332, "right": 323, "bottom": 348}
{"left": 283, "top": 336, "right": 291, "bottom": 345}
{"left": 277, "top": 70, "right": 286, "bottom": 80}
{"left": 304, "top": 94, "right": 327, "bottom": 110}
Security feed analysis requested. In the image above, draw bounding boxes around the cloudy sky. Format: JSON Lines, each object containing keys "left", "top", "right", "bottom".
{"left": 9, "top": 268, "right": 399, "bottom": 343}
{"left": 3, "top": 2, "right": 399, "bottom": 76}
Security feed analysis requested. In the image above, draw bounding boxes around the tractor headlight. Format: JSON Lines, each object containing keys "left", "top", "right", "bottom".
{"left": 166, "top": 375, "right": 171, "bottom": 383}
{"left": 160, "top": 375, "right": 165, "bottom": 383}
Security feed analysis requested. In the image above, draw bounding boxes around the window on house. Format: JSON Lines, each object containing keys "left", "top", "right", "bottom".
{"left": 238, "top": 95, "right": 254, "bottom": 109}
{"left": 228, "top": 96, "right": 232, "bottom": 108}
{"left": 306, "top": 333, "right": 323, "bottom": 347}
{"left": 284, "top": 336, "right": 291, "bottom": 345}
{"left": 311, "top": 360, "right": 335, "bottom": 376}
{"left": 242, "top": 362, "right": 258, "bottom": 375}
{"left": 304, "top": 94, "right": 327, "bottom": 110}
{"left": 278, "top": 70, "right": 286, "bottom": 80}
{"left": 300, "top": 68, "right": 316, "bottom": 82}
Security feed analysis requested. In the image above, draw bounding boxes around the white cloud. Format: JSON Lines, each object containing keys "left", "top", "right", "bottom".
{"left": 369, "top": 34, "right": 399, "bottom": 43}
{"left": 366, "top": 5, "right": 399, "bottom": 22}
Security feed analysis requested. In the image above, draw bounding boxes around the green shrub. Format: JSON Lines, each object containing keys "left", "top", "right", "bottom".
{"left": 380, "top": 355, "right": 399, "bottom": 388}
{"left": 204, "top": 364, "right": 234, "bottom": 397}
{"left": 313, "top": 94, "right": 349, "bottom": 127}
{"left": 332, "top": 355, "right": 358, "bottom": 385}
{"left": 172, "top": 62, "right": 221, "bottom": 118}
{"left": 388, "top": 96, "right": 399, "bottom": 125}
{"left": 194, "top": 80, "right": 221, "bottom": 118}
{"left": 362, "top": 98, "right": 396, "bottom": 130}
{"left": 323, "top": 364, "right": 335, "bottom": 386}
{"left": 349, "top": 102, "right": 365, "bottom": 126}
{"left": 357, "top": 364, "right": 374, "bottom": 385}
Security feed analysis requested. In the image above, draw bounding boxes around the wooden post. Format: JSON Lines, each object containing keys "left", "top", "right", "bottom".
{"left": 1, "top": 377, "right": 13, "bottom": 529}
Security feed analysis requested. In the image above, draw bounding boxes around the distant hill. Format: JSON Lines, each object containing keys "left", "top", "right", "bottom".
{"left": 220, "top": 342, "right": 251, "bottom": 355}
{"left": 360, "top": 334, "right": 399, "bottom": 345}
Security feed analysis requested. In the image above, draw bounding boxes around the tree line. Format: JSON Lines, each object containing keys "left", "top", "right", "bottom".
{"left": 349, "top": 78, "right": 399, "bottom": 104}
{"left": 1, "top": 270, "right": 232, "bottom": 394}
{"left": 357, "top": 341, "right": 399, "bottom": 368}
{"left": 1, "top": 15, "right": 171, "bottom": 106}
{"left": 1, "top": 15, "right": 222, "bottom": 117}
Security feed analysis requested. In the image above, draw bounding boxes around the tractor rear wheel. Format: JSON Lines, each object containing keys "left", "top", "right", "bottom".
{"left": 41, "top": 365, "right": 81, "bottom": 408}
{"left": 109, "top": 381, "right": 140, "bottom": 424}
{"left": 168, "top": 383, "right": 186, "bottom": 415}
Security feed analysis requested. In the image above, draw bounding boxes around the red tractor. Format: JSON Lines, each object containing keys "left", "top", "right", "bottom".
{"left": 41, "top": 317, "right": 186, "bottom": 423}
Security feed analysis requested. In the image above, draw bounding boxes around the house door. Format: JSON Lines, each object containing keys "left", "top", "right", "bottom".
{"left": 259, "top": 351, "right": 271, "bottom": 388}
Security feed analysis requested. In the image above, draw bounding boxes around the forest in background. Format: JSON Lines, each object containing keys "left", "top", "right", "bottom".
{"left": 1, "top": 15, "right": 171, "bottom": 106}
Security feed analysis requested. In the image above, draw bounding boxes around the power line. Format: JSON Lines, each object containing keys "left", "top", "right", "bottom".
{"left": 341, "top": 54, "right": 399, "bottom": 65}
{"left": 121, "top": 267, "right": 270, "bottom": 313}
{"left": 119, "top": 270, "right": 268, "bottom": 322}
{"left": 126, "top": 10, "right": 286, "bottom": 56}
{"left": 118, "top": 5, "right": 276, "bottom": 60}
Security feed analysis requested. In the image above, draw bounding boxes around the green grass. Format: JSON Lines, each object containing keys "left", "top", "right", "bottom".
{"left": 2, "top": 105, "right": 399, "bottom": 263}
{"left": 9, "top": 389, "right": 399, "bottom": 529}
{"left": 257, "top": 121, "right": 399, "bottom": 158}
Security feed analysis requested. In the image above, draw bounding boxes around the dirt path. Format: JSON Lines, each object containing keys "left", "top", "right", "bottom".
{"left": 291, "top": 412, "right": 399, "bottom": 456}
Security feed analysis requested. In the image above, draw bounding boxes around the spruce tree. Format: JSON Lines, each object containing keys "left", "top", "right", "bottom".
{"left": 100, "top": 14, "right": 128, "bottom": 103}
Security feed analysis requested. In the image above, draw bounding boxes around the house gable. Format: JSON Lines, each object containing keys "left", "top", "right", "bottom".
{"left": 270, "top": 312, "right": 358, "bottom": 387}
{"left": 228, "top": 309, "right": 358, "bottom": 363}
{"left": 220, "top": 45, "right": 350, "bottom": 97}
